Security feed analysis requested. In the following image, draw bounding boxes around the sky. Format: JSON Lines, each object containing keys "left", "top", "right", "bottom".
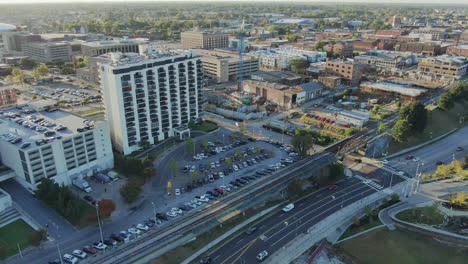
{"left": 0, "top": 0, "right": 466, "bottom": 4}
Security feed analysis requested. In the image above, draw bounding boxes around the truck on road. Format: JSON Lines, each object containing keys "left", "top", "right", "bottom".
{"left": 72, "top": 178, "right": 92, "bottom": 193}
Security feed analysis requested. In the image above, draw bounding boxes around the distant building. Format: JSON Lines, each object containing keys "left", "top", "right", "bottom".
{"left": 394, "top": 42, "right": 446, "bottom": 56}
{"left": 409, "top": 28, "right": 447, "bottom": 42}
{"left": 318, "top": 75, "right": 341, "bottom": 88}
{"left": 22, "top": 41, "right": 71, "bottom": 63}
{"left": 352, "top": 40, "right": 380, "bottom": 52}
{"left": 1, "top": 31, "right": 41, "bottom": 52}
{"left": 243, "top": 80, "right": 309, "bottom": 109}
{"left": 180, "top": 31, "right": 228, "bottom": 50}
{"left": 250, "top": 47, "right": 326, "bottom": 70}
{"left": 354, "top": 50, "right": 417, "bottom": 70}
{"left": 324, "top": 41, "right": 353, "bottom": 58}
{"left": 360, "top": 81, "right": 427, "bottom": 101}
{"left": 392, "top": 16, "right": 401, "bottom": 28}
{"left": 195, "top": 49, "right": 259, "bottom": 83}
{"left": 251, "top": 70, "right": 303, "bottom": 85}
{"left": 447, "top": 45, "right": 468, "bottom": 57}
{"left": 418, "top": 55, "right": 468, "bottom": 77}
{"left": 325, "top": 59, "right": 362, "bottom": 86}
{"left": 0, "top": 82, "right": 17, "bottom": 107}
{"left": 99, "top": 52, "right": 203, "bottom": 155}
{"left": 273, "top": 18, "right": 314, "bottom": 27}
{"left": 81, "top": 38, "right": 148, "bottom": 57}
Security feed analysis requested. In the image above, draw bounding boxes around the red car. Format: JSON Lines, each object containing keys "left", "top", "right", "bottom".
{"left": 405, "top": 155, "right": 414, "bottom": 160}
{"left": 328, "top": 185, "right": 338, "bottom": 190}
{"left": 82, "top": 246, "right": 97, "bottom": 255}
{"left": 214, "top": 188, "right": 224, "bottom": 195}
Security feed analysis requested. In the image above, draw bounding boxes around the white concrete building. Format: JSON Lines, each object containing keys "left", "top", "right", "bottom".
{"left": 22, "top": 41, "right": 72, "bottom": 63}
{"left": 0, "top": 108, "right": 114, "bottom": 190}
{"left": 250, "top": 47, "right": 326, "bottom": 70}
{"left": 336, "top": 110, "right": 370, "bottom": 127}
{"left": 99, "top": 52, "right": 203, "bottom": 155}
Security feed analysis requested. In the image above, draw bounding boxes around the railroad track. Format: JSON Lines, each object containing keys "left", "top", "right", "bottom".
{"left": 92, "top": 138, "right": 354, "bottom": 264}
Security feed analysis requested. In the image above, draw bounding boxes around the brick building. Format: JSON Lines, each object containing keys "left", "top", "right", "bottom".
{"left": 181, "top": 31, "right": 228, "bottom": 50}
{"left": 325, "top": 59, "right": 362, "bottom": 86}
{"left": 0, "top": 83, "right": 17, "bottom": 107}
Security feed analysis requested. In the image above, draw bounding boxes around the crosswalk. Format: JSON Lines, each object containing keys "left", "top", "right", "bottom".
{"left": 355, "top": 174, "right": 384, "bottom": 190}
{"left": 381, "top": 165, "right": 411, "bottom": 180}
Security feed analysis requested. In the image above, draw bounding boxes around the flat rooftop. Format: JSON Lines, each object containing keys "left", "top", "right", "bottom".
{"left": 0, "top": 107, "right": 94, "bottom": 150}
{"left": 362, "top": 81, "right": 427, "bottom": 97}
{"left": 81, "top": 38, "right": 148, "bottom": 47}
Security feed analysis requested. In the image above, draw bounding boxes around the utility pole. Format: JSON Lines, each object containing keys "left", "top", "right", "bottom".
{"left": 151, "top": 201, "right": 156, "bottom": 220}
{"left": 17, "top": 243, "right": 23, "bottom": 259}
{"left": 95, "top": 203, "right": 104, "bottom": 248}
{"left": 389, "top": 172, "right": 394, "bottom": 188}
{"left": 57, "top": 244, "right": 63, "bottom": 264}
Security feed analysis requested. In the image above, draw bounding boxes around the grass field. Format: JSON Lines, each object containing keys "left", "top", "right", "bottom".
{"left": 0, "top": 220, "right": 34, "bottom": 259}
{"left": 396, "top": 205, "right": 445, "bottom": 226}
{"left": 388, "top": 102, "right": 468, "bottom": 154}
{"left": 190, "top": 120, "right": 218, "bottom": 132}
{"left": 339, "top": 229, "right": 468, "bottom": 264}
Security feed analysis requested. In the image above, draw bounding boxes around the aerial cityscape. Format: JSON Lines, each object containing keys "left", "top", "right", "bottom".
{"left": 0, "top": 0, "right": 467, "bottom": 263}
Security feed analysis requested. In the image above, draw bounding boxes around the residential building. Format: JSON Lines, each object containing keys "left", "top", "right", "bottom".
{"left": 447, "top": 45, "right": 468, "bottom": 57}
{"left": 324, "top": 41, "right": 353, "bottom": 58}
{"left": 0, "top": 108, "right": 114, "bottom": 190}
{"left": 354, "top": 50, "right": 417, "bottom": 70}
{"left": 336, "top": 110, "right": 369, "bottom": 127}
{"left": 417, "top": 55, "right": 468, "bottom": 77}
{"left": 99, "top": 52, "right": 203, "bottom": 155}
{"left": 0, "top": 82, "right": 17, "bottom": 107}
{"left": 352, "top": 40, "right": 379, "bottom": 52}
{"left": 195, "top": 49, "right": 259, "bottom": 83}
{"left": 299, "top": 82, "right": 323, "bottom": 101}
{"left": 325, "top": 59, "right": 362, "bottom": 86}
{"left": 250, "top": 47, "right": 326, "bottom": 70}
{"left": 81, "top": 38, "right": 148, "bottom": 57}
{"left": 22, "top": 42, "right": 71, "bottom": 63}
{"left": 181, "top": 31, "right": 228, "bottom": 50}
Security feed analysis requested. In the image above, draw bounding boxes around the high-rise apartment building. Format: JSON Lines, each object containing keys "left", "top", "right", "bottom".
{"left": 99, "top": 52, "right": 203, "bottom": 155}
{"left": 181, "top": 31, "right": 229, "bottom": 50}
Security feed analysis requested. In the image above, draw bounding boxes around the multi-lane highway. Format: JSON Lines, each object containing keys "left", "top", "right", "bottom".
{"left": 207, "top": 166, "right": 407, "bottom": 264}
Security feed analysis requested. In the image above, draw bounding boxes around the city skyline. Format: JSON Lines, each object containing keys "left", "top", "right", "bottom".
{"left": 0, "top": 0, "right": 467, "bottom": 4}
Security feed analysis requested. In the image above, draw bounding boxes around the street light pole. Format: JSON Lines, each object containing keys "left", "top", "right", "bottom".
{"left": 57, "top": 244, "right": 63, "bottom": 264}
{"left": 389, "top": 172, "right": 394, "bottom": 188}
{"left": 151, "top": 201, "right": 156, "bottom": 220}
{"left": 95, "top": 203, "right": 104, "bottom": 246}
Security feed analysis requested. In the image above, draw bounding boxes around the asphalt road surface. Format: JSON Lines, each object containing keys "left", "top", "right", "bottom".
{"left": 387, "top": 126, "right": 468, "bottom": 176}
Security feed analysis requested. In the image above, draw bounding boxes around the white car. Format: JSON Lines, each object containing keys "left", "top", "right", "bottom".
{"left": 282, "top": 203, "right": 295, "bottom": 212}
{"left": 63, "top": 254, "right": 79, "bottom": 264}
{"left": 198, "top": 196, "right": 209, "bottom": 203}
{"left": 220, "top": 185, "right": 231, "bottom": 192}
{"left": 256, "top": 250, "right": 269, "bottom": 261}
{"left": 219, "top": 172, "right": 225, "bottom": 178}
{"left": 397, "top": 171, "right": 405, "bottom": 176}
{"left": 412, "top": 157, "right": 420, "bottom": 162}
{"left": 233, "top": 165, "right": 239, "bottom": 171}
{"left": 175, "top": 188, "right": 181, "bottom": 196}
{"left": 381, "top": 159, "right": 390, "bottom": 164}
{"left": 92, "top": 242, "right": 107, "bottom": 251}
{"left": 72, "top": 249, "right": 87, "bottom": 259}
{"left": 166, "top": 211, "right": 178, "bottom": 218}
{"left": 128, "top": 227, "right": 141, "bottom": 236}
{"left": 136, "top": 223, "right": 149, "bottom": 231}
{"left": 171, "top": 208, "right": 183, "bottom": 215}
{"left": 191, "top": 199, "right": 203, "bottom": 205}
{"left": 186, "top": 202, "right": 197, "bottom": 208}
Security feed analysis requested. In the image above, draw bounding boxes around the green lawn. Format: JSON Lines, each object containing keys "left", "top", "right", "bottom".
{"left": 388, "top": 102, "right": 468, "bottom": 154}
{"left": 340, "top": 218, "right": 383, "bottom": 240}
{"left": 0, "top": 220, "right": 35, "bottom": 259}
{"left": 189, "top": 120, "right": 218, "bottom": 132}
{"left": 396, "top": 205, "right": 445, "bottom": 226}
{"left": 339, "top": 229, "right": 468, "bottom": 264}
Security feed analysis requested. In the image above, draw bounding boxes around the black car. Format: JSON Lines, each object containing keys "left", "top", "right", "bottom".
{"left": 207, "top": 191, "right": 219, "bottom": 197}
{"left": 156, "top": 213, "right": 169, "bottom": 221}
{"left": 49, "top": 260, "right": 61, "bottom": 264}
{"left": 236, "top": 179, "right": 247, "bottom": 185}
{"left": 199, "top": 256, "right": 212, "bottom": 264}
{"left": 245, "top": 226, "right": 258, "bottom": 235}
{"left": 145, "top": 220, "right": 155, "bottom": 228}
{"left": 103, "top": 239, "right": 116, "bottom": 246}
{"left": 240, "top": 177, "right": 251, "bottom": 182}
{"left": 110, "top": 233, "right": 124, "bottom": 242}
{"left": 245, "top": 176, "right": 256, "bottom": 181}
{"left": 230, "top": 181, "right": 241, "bottom": 187}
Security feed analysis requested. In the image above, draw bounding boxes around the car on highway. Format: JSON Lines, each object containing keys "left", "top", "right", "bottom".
{"left": 282, "top": 203, "right": 294, "bottom": 212}
{"left": 72, "top": 249, "right": 87, "bottom": 259}
{"left": 92, "top": 242, "right": 107, "bottom": 251}
{"left": 381, "top": 159, "right": 390, "bottom": 164}
{"left": 328, "top": 184, "right": 338, "bottom": 190}
{"left": 245, "top": 226, "right": 258, "bottom": 235}
{"left": 199, "top": 256, "right": 212, "bottom": 264}
{"left": 405, "top": 155, "right": 414, "bottom": 160}
{"left": 63, "top": 253, "right": 79, "bottom": 264}
{"left": 82, "top": 246, "right": 97, "bottom": 255}
{"left": 256, "top": 250, "right": 269, "bottom": 261}
{"left": 457, "top": 146, "right": 464, "bottom": 151}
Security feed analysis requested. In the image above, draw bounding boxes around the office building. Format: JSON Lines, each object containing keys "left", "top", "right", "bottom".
{"left": 250, "top": 47, "right": 326, "bottom": 70}
{"left": 81, "top": 38, "right": 148, "bottom": 57}
{"left": 22, "top": 42, "right": 71, "bottom": 63}
{"left": 409, "top": 28, "right": 447, "bottom": 42}
{"left": 2, "top": 31, "right": 41, "bottom": 52}
{"left": 417, "top": 55, "right": 468, "bottom": 77}
{"left": 394, "top": 41, "right": 446, "bottom": 56}
{"left": 0, "top": 108, "right": 114, "bottom": 190}
{"left": 195, "top": 49, "right": 259, "bottom": 83}
{"left": 181, "top": 31, "right": 229, "bottom": 50}
{"left": 99, "top": 52, "right": 203, "bottom": 155}
{"left": 325, "top": 59, "right": 362, "bottom": 86}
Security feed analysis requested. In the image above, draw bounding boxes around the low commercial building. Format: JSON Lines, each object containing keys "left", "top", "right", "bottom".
{"left": 195, "top": 49, "right": 259, "bottom": 83}
{"left": 251, "top": 71, "right": 303, "bottom": 85}
{"left": 354, "top": 50, "right": 417, "bottom": 70}
{"left": 243, "top": 80, "right": 304, "bottom": 109}
{"left": 325, "top": 59, "right": 362, "bottom": 86}
{"left": 0, "top": 83, "right": 17, "bottom": 107}
{"left": 394, "top": 42, "right": 447, "bottom": 56}
{"left": 0, "top": 108, "right": 114, "bottom": 190}
{"left": 318, "top": 75, "right": 341, "bottom": 88}
{"left": 22, "top": 42, "right": 71, "bottom": 63}
{"left": 81, "top": 38, "right": 148, "bottom": 57}
{"left": 360, "top": 81, "right": 427, "bottom": 101}
{"left": 409, "top": 28, "right": 447, "bottom": 42}
{"left": 418, "top": 55, "right": 468, "bottom": 77}
{"left": 336, "top": 110, "right": 369, "bottom": 127}
{"left": 250, "top": 47, "right": 326, "bottom": 70}
{"left": 447, "top": 45, "right": 468, "bottom": 57}
{"left": 181, "top": 31, "right": 228, "bottom": 50}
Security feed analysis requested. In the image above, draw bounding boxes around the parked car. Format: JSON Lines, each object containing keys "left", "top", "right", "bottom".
{"left": 156, "top": 213, "right": 169, "bottom": 221}
{"left": 128, "top": 227, "right": 141, "bottom": 236}
{"left": 72, "top": 249, "right": 87, "bottom": 259}
{"left": 136, "top": 223, "right": 149, "bottom": 231}
{"left": 110, "top": 233, "right": 124, "bottom": 243}
{"left": 63, "top": 254, "right": 79, "bottom": 264}
{"left": 327, "top": 184, "right": 338, "bottom": 190}
{"left": 92, "top": 242, "right": 107, "bottom": 251}
{"left": 175, "top": 188, "right": 181, "bottom": 196}
{"left": 82, "top": 246, "right": 97, "bottom": 255}
{"left": 103, "top": 239, "right": 117, "bottom": 246}
{"left": 166, "top": 211, "right": 178, "bottom": 218}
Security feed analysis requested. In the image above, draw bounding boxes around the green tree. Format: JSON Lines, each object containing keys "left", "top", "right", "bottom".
{"left": 19, "top": 57, "right": 37, "bottom": 69}
{"left": 435, "top": 164, "right": 451, "bottom": 178}
{"left": 201, "top": 140, "right": 209, "bottom": 151}
{"left": 437, "top": 93, "right": 454, "bottom": 110}
{"left": 392, "top": 119, "right": 411, "bottom": 143}
{"left": 120, "top": 181, "right": 142, "bottom": 203}
{"left": 451, "top": 160, "right": 464, "bottom": 175}
{"left": 314, "top": 40, "right": 326, "bottom": 50}
{"left": 6, "top": 68, "right": 25, "bottom": 86}
{"left": 289, "top": 58, "right": 310, "bottom": 74}
{"left": 378, "top": 123, "right": 388, "bottom": 133}
{"left": 29, "top": 229, "right": 48, "bottom": 247}
{"left": 287, "top": 179, "right": 303, "bottom": 199}
{"left": 31, "top": 64, "right": 49, "bottom": 81}
{"left": 291, "top": 128, "right": 316, "bottom": 156}
{"left": 224, "top": 157, "right": 233, "bottom": 166}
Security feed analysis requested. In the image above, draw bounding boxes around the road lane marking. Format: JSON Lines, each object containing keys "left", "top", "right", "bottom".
{"left": 220, "top": 239, "right": 257, "bottom": 264}
{"left": 235, "top": 238, "right": 244, "bottom": 244}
